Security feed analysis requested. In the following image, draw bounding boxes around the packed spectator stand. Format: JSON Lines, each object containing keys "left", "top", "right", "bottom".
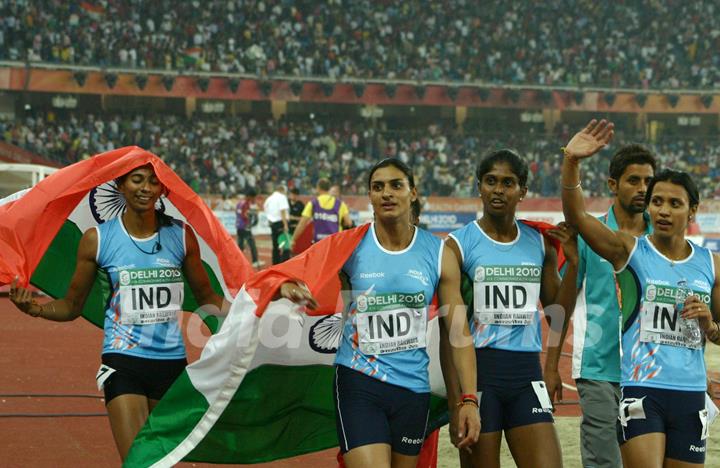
{"left": 3, "top": 113, "right": 719, "bottom": 200}
{"left": 2, "top": 1, "right": 719, "bottom": 201}
{"left": 2, "top": 0, "right": 720, "bottom": 89}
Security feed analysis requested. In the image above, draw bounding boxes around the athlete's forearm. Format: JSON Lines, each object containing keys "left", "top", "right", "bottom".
{"left": 439, "top": 325, "right": 462, "bottom": 404}
{"left": 281, "top": 210, "right": 289, "bottom": 231}
{"left": 196, "top": 295, "right": 231, "bottom": 317}
{"left": 547, "top": 260, "right": 579, "bottom": 367}
{"left": 291, "top": 217, "right": 310, "bottom": 244}
{"left": 440, "top": 298, "right": 476, "bottom": 403}
{"left": 561, "top": 156, "right": 587, "bottom": 228}
{"left": 33, "top": 298, "right": 83, "bottom": 322}
{"left": 449, "top": 342, "right": 478, "bottom": 400}
{"left": 704, "top": 321, "right": 720, "bottom": 345}
{"left": 544, "top": 346, "right": 562, "bottom": 373}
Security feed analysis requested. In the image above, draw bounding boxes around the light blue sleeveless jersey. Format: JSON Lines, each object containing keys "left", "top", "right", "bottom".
{"left": 449, "top": 220, "right": 544, "bottom": 352}
{"left": 335, "top": 223, "right": 442, "bottom": 393}
{"left": 620, "top": 236, "right": 714, "bottom": 391}
{"left": 96, "top": 216, "right": 187, "bottom": 359}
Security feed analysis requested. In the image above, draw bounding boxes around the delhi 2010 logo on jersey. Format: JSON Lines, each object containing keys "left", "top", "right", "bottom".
{"left": 119, "top": 270, "right": 131, "bottom": 286}
{"left": 645, "top": 284, "right": 657, "bottom": 302}
{"left": 357, "top": 295, "right": 368, "bottom": 312}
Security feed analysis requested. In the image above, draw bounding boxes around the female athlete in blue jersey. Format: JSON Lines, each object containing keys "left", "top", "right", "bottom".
{"left": 280, "top": 158, "right": 481, "bottom": 468}
{"left": 9, "top": 164, "right": 228, "bottom": 461}
{"left": 441, "top": 149, "right": 579, "bottom": 468}
{"left": 561, "top": 119, "right": 720, "bottom": 467}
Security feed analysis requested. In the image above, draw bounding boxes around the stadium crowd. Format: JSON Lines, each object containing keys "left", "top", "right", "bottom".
{"left": 1, "top": 1, "right": 720, "bottom": 89}
{"left": 2, "top": 112, "right": 720, "bottom": 200}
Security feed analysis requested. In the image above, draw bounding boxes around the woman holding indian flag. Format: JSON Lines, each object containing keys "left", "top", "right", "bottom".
{"left": 8, "top": 162, "right": 230, "bottom": 462}
{"left": 280, "top": 157, "right": 481, "bottom": 468}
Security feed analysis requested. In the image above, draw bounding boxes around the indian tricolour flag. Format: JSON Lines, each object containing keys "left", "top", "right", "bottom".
{"left": 80, "top": 2, "right": 106, "bottom": 19}
{"left": 180, "top": 47, "right": 203, "bottom": 67}
{"left": 0, "top": 146, "right": 251, "bottom": 329}
{"left": 124, "top": 223, "right": 449, "bottom": 467}
{"left": 0, "top": 150, "right": 448, "bottom": 466}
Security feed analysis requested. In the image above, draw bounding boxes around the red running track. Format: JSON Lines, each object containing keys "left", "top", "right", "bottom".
{"left": 2, "top": 229, "right": 589, "bottom": 467}
{"left": 0, "top": 297, "right": 339, "bottom": 467}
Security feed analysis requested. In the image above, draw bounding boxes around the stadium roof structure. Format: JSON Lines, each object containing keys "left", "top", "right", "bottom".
{"left": 0, "top": 61, "right": 717, "bottom": 114}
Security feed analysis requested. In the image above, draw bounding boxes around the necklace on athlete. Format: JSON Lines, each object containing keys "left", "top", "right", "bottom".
{"left": 128, "top": 230, "right": 162, "bottom": 255}
{"left": 649, "top": 235, "right": 688, "bottom": 267}
{"left": 123, "top": 216, "right": 162, "bottom": 255}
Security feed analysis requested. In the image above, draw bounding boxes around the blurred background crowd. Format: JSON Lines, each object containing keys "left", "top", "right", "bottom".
{"left": 1, "top": 0, "right": 719, "bottom": 201}
{"left": 2, "top": 0, "right": 719, "bottom": 88}
{"left": 3, "top": 113, "right": 720, "bottom": 199}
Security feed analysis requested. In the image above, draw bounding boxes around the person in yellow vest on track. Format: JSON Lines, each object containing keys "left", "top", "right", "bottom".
{"left": 291, "top": 178, "right": 353, "bottom": 249}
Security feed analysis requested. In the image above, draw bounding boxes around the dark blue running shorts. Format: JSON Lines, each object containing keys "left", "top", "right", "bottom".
{"left": 476, "top": 348, "right": 554, "bottom": 433}
{"left": 617, "top": 386, "right": 707, "bottom": 464}
{"left": 333, "top": 364, "right": 430, "bottom": 455}
{"left": 98, "top": 353, "right": 187, "bottom": 403}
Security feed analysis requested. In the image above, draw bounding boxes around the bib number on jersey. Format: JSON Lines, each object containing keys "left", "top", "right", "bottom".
{"left": 639, "top": 284, "right": 709, "bottom": 349}
{"left": 356, "top": 292, "right": 427, "bottom": 355}
{"left": 118, "top": 267, "right": 184, "bottom": 325}
{"left": 640, "top": 300, "right": 702, "bottom": 349}
{"left": 473, "top": 265, "right": 541, "bottom": 326}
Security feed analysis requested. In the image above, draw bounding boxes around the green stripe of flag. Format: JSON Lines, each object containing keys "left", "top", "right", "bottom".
{"left": 129, "top": 364, "right": 447, "bottom": 466}
{"left": 126, "top": 371, "right": 211, "bottom": 464}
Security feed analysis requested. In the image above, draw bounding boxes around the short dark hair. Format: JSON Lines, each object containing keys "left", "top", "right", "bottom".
{"left": 609, "top": 144, "right": 657, "bottom": 180}
{"left": 645, "top": 169, "right": 700, "bottom": 208}
{"left": 245, "top": 187, "right": 257, "bottom": 197}
{"left": 476, "top": 149, "right": 528, "bottom": 187}
{"left": 289, "top": 187, "right": 300, "bottom": 195}
{"left": 367, "top": 158, "right": 415, "bottom": 189}
{"left": 317, "top": 178, "right": 331, "bottom": 191}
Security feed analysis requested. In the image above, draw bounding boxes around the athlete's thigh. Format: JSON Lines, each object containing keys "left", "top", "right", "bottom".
{"left": 618, "top": 386, "right": 670, "bottom": 468}
{"left": 620, "top": 432, "right": 665, "bottom": 468}
{"left": 342, "top": 443, "right": 391, "bottom": 468}
{"left": 663, "top": 458, "right": 705, "bottom": 468}
{"left": 334, "top": 366, "right": 392, "bottom": 454}
{"left": 390, "top": 450, "right": 420, "bottom": 468}
{"left": 462, "top": 384, "right": 503, "bottom": 467}
{"left": 106, "top": 394, "right": 150, "bottom": 460}
{"left": 387, "top": 389, "right": 430, "bottom": 457}
{"left": 465, "top": 431, "right": 502, "bottom": 468}
{"left": 664, "top": 389, "right": 707, "bottom": 466}
{"left": 458, "top": 446, "right": 474, "bottom": 468}
{"left": 505, "top": 422, "right": 562, "bottom": 468}
{"left": 148, "top": 398, "right": 160, "bottom": 412}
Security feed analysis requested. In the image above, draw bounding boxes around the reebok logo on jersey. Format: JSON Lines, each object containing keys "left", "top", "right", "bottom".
{"left": 532, "top": 407, "right": 552, "bottom": 414}
{"left": 360, "top": 272, "right": 385, "bottom": 279}
{"left": 689, "top": 445, "right": 705, "bottom": 453}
